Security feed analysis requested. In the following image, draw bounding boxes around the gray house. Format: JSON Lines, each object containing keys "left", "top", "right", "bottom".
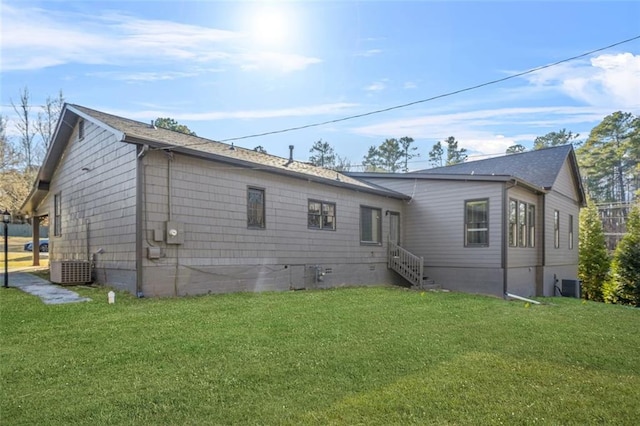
{"left": 22, "top": 104, "right": 585, "bottom": 298}
{"left": 22, "top": 104, "right": 409, "bottom": 297}
{"left": 351, "top": 144, "right": 586, "bottom": 297}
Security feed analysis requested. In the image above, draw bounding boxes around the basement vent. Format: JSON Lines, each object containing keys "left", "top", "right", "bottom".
{"left": 50, "top": 261, "right": 92, "bottom": 284}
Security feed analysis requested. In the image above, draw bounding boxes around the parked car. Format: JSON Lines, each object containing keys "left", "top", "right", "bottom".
{"left": 24, "top": 239, "right": 49, "bottom": 252}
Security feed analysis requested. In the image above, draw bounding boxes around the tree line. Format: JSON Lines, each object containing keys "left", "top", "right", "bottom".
{"left": 5, "top": 86, "right": 636, "bottom": 207}
{"left": 2, "top": 87, "right": 638, "bottom": 305}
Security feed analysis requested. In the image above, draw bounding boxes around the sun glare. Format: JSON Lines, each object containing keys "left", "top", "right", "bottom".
{"left": 248, "top": 6, "right": 290, "bottom": 46}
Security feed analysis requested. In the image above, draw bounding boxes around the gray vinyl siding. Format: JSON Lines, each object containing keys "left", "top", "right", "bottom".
{"left": 552, "top": 159, "right": 580, "bottom": 201}
{"left": 542, "top": 159, "right": 581, "bottom": 295}
{"left": 41, "top": 119, "right": 137, "bottom": 291}
{"left": 140, "top": 151, "right": 404, "bottom": 296}
{"left": 363, "top": 177, "right": 506, "bottom": 295}
{"left": 364, "top": 178, "right": 503, "bottom": 267}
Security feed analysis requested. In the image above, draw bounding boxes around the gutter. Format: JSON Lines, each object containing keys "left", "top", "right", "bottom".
{"left": 122, "top": 136, "right": 410, "bottom": 201}
{"left": 135, "top": 145, "right": 146, "bottom": 298}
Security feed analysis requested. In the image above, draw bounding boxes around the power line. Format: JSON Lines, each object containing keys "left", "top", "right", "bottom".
{"left": 219, "top": 35, "right": 640, "bottom": 143}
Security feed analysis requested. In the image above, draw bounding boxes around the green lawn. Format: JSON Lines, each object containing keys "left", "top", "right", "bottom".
{"left": 1, "top": 284, "right": 639, "bottom": 425}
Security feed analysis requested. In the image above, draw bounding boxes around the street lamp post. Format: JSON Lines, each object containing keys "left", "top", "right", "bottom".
{"left": 3, "top": 210, "right": 10, "bottom": 289}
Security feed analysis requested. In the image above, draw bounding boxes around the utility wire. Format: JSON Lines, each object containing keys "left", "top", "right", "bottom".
{"left": 219, "top": 35, "right": 640, "bottom": 143}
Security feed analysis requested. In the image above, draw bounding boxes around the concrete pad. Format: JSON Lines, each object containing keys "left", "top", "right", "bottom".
{"left": 4, "top": 272, "right": 91, "bottom": 305}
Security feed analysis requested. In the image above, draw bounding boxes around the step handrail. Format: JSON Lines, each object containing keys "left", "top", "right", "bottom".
{"left": 388, "top": 240, "right": 424, "bottom": 287}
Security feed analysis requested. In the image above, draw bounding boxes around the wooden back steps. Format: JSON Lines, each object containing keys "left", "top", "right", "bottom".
{"left": 387, "top": 240, "right": 442, "bottom": 291}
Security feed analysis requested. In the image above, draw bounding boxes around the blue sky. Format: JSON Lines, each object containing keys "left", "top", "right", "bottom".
{"left": 2, "top": 0, "right": 639, "bottom": 169}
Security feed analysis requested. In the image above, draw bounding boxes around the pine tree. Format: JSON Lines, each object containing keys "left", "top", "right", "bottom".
{"left": 308, "top": 139, "right": 336, "bottom": 168}
{"left": 606, "top": 202, "right": 640, "bottom": 306}
{"left": 578, "top": 200, "right": 610, "bottom": 301}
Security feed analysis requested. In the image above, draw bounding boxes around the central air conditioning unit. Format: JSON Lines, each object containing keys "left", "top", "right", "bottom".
{"left": 561, "top": 279, "right": 581, "bottom": 298}
{"left": 50, "top": 260, "right": 92, "bottom": 284}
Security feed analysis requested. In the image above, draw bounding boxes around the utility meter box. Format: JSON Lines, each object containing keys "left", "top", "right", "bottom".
{"left": 165, "top": 221, "right": 184, "bottom": 244}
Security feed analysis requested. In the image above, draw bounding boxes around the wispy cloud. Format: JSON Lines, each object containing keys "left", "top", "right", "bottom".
{"left": 519, "top": 53, "right": 640, "bottom": 110}
{"left": 237, "top": 52, "right": 322, "bottom": 73}
{"left": 87, "top": 70, "right": 209, "bottom": 82}
{"left": 111, "top": 102, "right": 360, "bottom": 121}
{"left": 0, "top": 5, "right": 321, "bottom": 74}
{"left": 403, "top": 81, "right": 417, "bottom": 89}
{"left": 355, "top": 49, "right": 383, "bottom": 57}
{"left": 364, "top": 81, "right": 387, "bottom": 92}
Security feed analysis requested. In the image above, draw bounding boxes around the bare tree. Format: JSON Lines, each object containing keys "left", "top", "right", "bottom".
{"left": 11, "top": 87, "right": 39, "bottom": 170}
{"left": 36, "top": 90, "right": 65, "bottom": 149}
{"left": 1, "top": 116, "right": 19, "bottom": 171}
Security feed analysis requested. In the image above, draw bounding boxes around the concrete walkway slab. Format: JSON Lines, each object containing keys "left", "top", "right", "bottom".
{"left": 5, "top": 272, "right": 92, "bottom": 305}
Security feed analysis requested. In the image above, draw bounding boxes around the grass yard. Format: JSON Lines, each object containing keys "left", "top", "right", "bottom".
{"left": 1, "top": 284, "right": 639, "bottom": 425}
{"left": 0, "top": 237, "right": 49, "bottom": 269}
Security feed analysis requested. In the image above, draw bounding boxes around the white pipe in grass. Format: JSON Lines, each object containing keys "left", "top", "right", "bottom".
{"left": 505, "top": 292, "right": 541, "bottom": 305}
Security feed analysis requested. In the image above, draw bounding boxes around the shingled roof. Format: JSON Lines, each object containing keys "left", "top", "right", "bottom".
{"left": 78, "top": 105, "right": 410, "bottom": 197}
{"left": 22, "top": 104, "right": 409, "bottom": 213}
{"left": 347, "top": 144, "right": 586, "bottom": 206}
{"left": 416, "top": 144, "right": 579, "bottom": 190}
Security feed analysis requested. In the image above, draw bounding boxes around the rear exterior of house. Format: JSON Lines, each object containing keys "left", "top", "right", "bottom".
{"left": 138, "top": 148, "right": 407, "bottom": 296}
{"left": 355, "top": 145, "right": 585, "bottom": 297}
{"left": 22, "top": 104, "right": 584, "bottom": 298}
{"left": 22, "top": 104, "right": 408, "bottom": 297}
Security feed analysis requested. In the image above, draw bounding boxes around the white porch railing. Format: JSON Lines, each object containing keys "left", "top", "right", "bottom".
{"left": 388, "top": 240, "right": 424, "bottom": 287}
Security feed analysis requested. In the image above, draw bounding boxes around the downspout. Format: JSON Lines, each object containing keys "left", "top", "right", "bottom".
{"left": 86, "top": 219, "right": 90, "bottom": 263}
{"left": 502, "top": 182, "right": 509, "bottom": 298}
{"left": 135, "top": 145, "right": 148, "bottom": 297}
{"left": 166, "top": 151, "right": 178, "bottom": 296}
{"left": 541, "top": 193, "right": 546, "bottom": 292}
{"left": 502, "top": 180, "right": 518, "bottom": 298}
{"left": 166, "top": 151, "right": 174, "bottom": 221}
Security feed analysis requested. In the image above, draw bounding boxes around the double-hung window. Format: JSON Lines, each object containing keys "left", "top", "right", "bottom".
{"left": 78, "top": 119, "right": 85, "bottom": 140}
{"left": 360, "top": 206, "right": 381, "bottom": 244}
{"left": 509, "top": 199, "right": 536, "bottom": 248}
{"left": 528, "top": 204, "right": 536, "bottom": 247}
{"left": 509, "top": 200, "right": 517, "bottom": 247}
{"left": 308, "top": 200, "right": 336, "bottom": 230}
{"left": 518, "top": 201, "right": 527, "bottom": 247}
{"left": 54, "top": 193, "right": 62, "bottom": 236}
{"left": 554, "top": 210, "right": 560, "bottom": 249}
{"left": 568, "top": 214, "right": 574, "bottom": 250}
{"left": 247, "top": 187, "right": 265, "bottom": 229}
{"left": 465, "top": 199, "right": 489, "bottom": 247}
